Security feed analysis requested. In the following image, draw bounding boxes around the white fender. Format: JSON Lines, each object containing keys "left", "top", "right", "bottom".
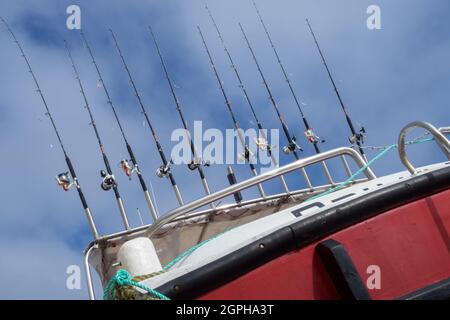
{"left": 118, "top": 237, "right": 162, "bottom": 277}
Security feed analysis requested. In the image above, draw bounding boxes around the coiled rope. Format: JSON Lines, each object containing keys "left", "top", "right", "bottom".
{"left": 103, "top": 231, "right": 226, "bottom": 300}
{"left": 103, "top": 269, "right": 169, "bottom": 300}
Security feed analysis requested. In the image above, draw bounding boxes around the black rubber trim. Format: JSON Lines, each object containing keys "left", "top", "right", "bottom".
{"left": 227, "top": 170, "right": 243, "bottom": 203}
{"left": 398, "top": 277, "right": 450, "bottom": 300}
{"left": 155, "top": 166, "right": 450, "bottom": 299}
{"left": 316, "top": 239, "right": 371, "bottom": 300}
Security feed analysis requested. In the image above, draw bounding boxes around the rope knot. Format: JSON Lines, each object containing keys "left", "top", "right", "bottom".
{"left": 115, "top": 269, "right": 132, "bottom": 286}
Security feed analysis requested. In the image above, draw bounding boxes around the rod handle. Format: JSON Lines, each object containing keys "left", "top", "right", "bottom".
{"left": 227, "top": 166, "right": 243, "bottom": 204}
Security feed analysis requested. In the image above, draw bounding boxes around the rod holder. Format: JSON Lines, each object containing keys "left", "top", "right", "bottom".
{"left": 227, "top": 166, "right": 243, "bottom": 204}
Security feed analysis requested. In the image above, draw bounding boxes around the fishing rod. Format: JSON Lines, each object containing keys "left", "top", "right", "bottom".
{"left": 197, "top": 26, "right": 266, "bottom": 198}
{"left": 305, "top": 19, "right": 367, "bottom": 160}
{"left": 80, "top": 31, "right": 163, "bottom": 221}
{"left": 64, "top": 40, "right": 130, "bottom": 230}
{"left": 239, "top": 22, "right": 313, "bottom": 189}
{"left": 148, "top": 27, "right": 215, "bottom": 201}
{"left": 0, "top": 17, "right": 99, "bottom": 238}
{"left": 204, "top": 3, "right": 289, "bottom": 194}
{"left": 251, "top": 1, "right": 334, "bottom": 184}
{"left": 107, "top": 29, "right": 186, "bottom": 207}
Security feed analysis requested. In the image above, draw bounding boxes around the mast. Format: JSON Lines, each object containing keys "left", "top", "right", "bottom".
{"left": 251, "top": 0, "right": 334, "bottom": 184}
{"left": 197, "top": 25, "right": 266, "bottom": 198}
{"left": 305, "top": 19, "right": 367, "bottom": 160}
{"left": 148, "top": 27, "right": 214, "bottom": 201}
{"left": 64, "top": 40, "right": 131, "bottom": 229}
{"left": 0, "top": 17, "right": 99, "bottom": 238}
{"left": 204, "top": 3, "right": 289, "bottom": 194}
{"left": 80, "top": 30, "right": 164, "bottom": 220}
{"left": 239, "top": 22, "right": 313, "bottom": 189}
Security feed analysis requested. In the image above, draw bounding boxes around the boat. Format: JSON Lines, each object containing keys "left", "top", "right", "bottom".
{"left": 86, "top": 122, "right": 450, "bottom": 300}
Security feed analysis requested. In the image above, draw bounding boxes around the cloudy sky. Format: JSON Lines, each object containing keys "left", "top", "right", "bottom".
{"left": 0, "top": 0, "right": 448, "bottom": 299}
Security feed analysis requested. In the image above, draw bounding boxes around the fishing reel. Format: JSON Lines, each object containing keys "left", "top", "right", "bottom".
{"left": 100, "top": 170, "right": 116, "bottom": 191}
{"left": 349, "top": 127, "right": 366, "bottom": 145}
{"left": 254, "top": 137, "right": 276, "bottom": 152}
{"left": 238, "top": 146, "right": 254, "bottom": 162}
{"left": 188, "top": 157, "right": 211, "bottom": 171}
{"left": 156, "top": 160, "right": 173, "bottom": 178}
{"left": 254, "top": 137, "right": 277, "bottom": 156}
{"left": 56, "top": 172, "right": 75, "bottom": 191}
{"left": 120, "top": 159, "right": 138, "bottom": 180}
{"left": 304, "top": 128, "right": 325, "bottom": 144}
{"left": 283, "top": 136, "right": 303, "bottom": 155}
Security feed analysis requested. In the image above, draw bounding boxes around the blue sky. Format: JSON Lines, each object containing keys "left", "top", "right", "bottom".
{"left": 0, "top": 0, "right": 449, "bottom": 299}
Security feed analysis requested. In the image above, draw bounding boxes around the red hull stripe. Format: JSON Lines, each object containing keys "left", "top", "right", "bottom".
{"left": 154, "top": 166, "right": 450, "bottom": 299}
{"left": 201, "top": 189, "right": 450, "bottom": 299}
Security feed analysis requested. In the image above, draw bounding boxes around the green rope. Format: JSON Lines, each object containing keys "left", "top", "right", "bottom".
{"left": 163, "top": 231, "right": 226, "bottom": 270}
{"left": 103, "top": 269, "right": 170, "bottom": 300}
{"left": 104, "top": 231, "right": 230, "bottom": 300}
{"left": 307, "top": 137, "right": 434, "bottom": 202}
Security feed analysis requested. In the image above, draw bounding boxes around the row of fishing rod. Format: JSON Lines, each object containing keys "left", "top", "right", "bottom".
{"left": 0, "top": 2, "right": 366, "bottom": 239}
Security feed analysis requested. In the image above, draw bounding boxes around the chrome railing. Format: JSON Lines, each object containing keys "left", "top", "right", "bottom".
{"left": 439, "top": 127, "right": 450, "bottom": 135}
{"left": 84, "top": 146, "right": 373, "bottom": 299}
{"left": 146, "top": 147, "right": 374, "bottom": 238}
{"left": 398, "top": 121, "right": 450, "bottom": 174}
{"left": 84, "top": 244, "right": 98, "bottom": 300}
